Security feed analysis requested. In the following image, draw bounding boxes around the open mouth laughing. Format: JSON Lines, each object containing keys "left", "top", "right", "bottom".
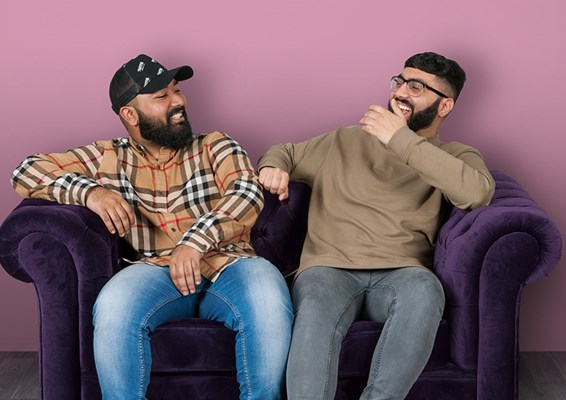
{"left": 395, "top": 99, "right": 413, "bottom": 117}
{"left": 168, "top": 108, "right": 186, "bottom": 124}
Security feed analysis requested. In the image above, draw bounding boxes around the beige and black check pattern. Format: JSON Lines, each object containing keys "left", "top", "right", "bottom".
{"left": 11, "top": 131, "right": 263, "bottom": 281}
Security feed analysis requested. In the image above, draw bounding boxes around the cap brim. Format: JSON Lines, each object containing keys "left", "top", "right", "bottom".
{"left": 138, "top": 65, "right": 194, "bottom": 94}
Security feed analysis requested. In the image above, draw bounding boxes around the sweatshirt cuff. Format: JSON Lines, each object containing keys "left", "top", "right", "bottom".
{"left": 257, "top": 157, "right": 289, "bottom": 173}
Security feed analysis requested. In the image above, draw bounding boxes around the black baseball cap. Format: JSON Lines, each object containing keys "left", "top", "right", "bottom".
{"left": 109, "top": 54, "right": 193, "bottom": 114}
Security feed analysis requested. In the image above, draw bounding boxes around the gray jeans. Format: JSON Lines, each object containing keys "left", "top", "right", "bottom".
{"left": 286, "top": 266, "right": 445, "bottom": 400}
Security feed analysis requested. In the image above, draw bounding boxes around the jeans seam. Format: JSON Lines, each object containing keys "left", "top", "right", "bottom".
{"left": 205, "top": 288, "right": 252, "bottom": 400}
{"left": 364, "top": 284, "right": 397, "bottom": 399}
{"left": 320, "top": 288, "right": 366, "bottom": 399}
{"left": 135, "top": 292, "right": 184, "bottom": 400}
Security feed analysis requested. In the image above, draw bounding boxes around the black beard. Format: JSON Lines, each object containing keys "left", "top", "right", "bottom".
{"left": 137, "top": 107, "right": 195, "bottom": 150}
{"left": 389, "top": 98, "right": 441, "bottom": 132}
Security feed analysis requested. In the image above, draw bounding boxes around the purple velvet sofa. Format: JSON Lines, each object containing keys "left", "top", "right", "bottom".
{"left": 0, "top": 171, "right": 562, "bottom": 400}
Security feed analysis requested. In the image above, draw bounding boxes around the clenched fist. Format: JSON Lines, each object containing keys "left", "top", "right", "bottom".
{"left": 259, "top": 167, "right": 290, "bottom": 201}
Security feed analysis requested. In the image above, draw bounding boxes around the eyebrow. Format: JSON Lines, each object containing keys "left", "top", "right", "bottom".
{"left": 398, "top": 74, "right": 449, "bottom": 98}
{"left": 398, "top": 74, "right": 426, "bottom": 85}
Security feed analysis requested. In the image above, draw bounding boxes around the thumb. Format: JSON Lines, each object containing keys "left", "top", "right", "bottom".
{"left": 389, "top": 99, "right": 404, "bottom": 118}
{"left": 279, "top": 187, "right": 289, "bottom": 201}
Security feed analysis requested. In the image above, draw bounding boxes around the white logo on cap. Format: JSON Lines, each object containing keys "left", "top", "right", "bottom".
{"left": 138, "top": 62, "right": 145, "bottom": 72}
{"left": 144, "top": 77, "right": 151, "bottom": 87}
{"left": 157, "top": 68, "right": 164, "bottom": 75}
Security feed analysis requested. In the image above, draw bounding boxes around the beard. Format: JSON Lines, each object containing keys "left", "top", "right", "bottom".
{"left": 389, "top": 98, "right": 442, "bottom": 132}
{"left": 136, "top": 106, "right": 195, "bottom": 150}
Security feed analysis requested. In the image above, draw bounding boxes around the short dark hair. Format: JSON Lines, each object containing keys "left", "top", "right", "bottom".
{"left": 404, "top": 52, "right": 466, "bottom": 101}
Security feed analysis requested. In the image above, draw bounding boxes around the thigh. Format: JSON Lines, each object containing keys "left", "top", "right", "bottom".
{"left": 292, "top": 267, "right": 367, "bottom": 338}
{"left": 292, "top": 267, "right": 365, "bottom": 312}
{"left": 198, "top": 257, "right": 292, "bottom": 330}
{"left": 363, "top": 267, "right": 445, "bottom": 323}
{"left": 93, "top": 263, "right": 200, "bottom": 331}
{"left": 287, "top": 267, "right": 367, "bottom": 399}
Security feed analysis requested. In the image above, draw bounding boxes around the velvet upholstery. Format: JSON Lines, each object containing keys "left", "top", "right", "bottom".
{"left": 0, "top": 171, "right": 562, "bottom": 400}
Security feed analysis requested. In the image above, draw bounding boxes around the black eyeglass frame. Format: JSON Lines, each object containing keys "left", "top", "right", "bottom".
{"left": 390, "top": 75, "right": 450, "bottom": 99}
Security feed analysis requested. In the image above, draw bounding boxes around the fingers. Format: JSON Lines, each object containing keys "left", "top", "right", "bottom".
{"left": 171, "top": 261, "right": 201, "bottom": 296}
{"left": 279, "top": 187, "right": 289, "bottom": 201}
{"left": 105, "top": 202, "right": 134, "bottom": 237}
{"left": 259, "top": 167, "right": 290, "bottom": 201}
{"left": 170, "top": 246, "right": 203, "bottom": 296}
{"left": 86, "top": 187, "right": 135, "bottom": 236}
{"left": 359, "top": 105, "right": 384, "bottom": 127}
{"left": 359, "top": 104, "right": 407, "bottom": 146}
{"left": 389, "top": 98, "right": 404, "bottom": 118}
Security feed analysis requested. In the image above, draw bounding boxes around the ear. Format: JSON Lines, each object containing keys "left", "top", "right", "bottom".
{"left": 438, "top": 98, "right": 455, "bottom": 118}
{"left": 119, "top": 106, "right": 139, "bottom": 127}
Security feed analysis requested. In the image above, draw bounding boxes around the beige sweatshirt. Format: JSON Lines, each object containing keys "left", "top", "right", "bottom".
{"left": 257, "top": 125, "right": 494, "bottom": 276}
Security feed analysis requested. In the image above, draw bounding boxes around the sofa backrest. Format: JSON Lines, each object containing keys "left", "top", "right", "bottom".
{"left": 251, "top": 182, "right": 311, "bottom": 277}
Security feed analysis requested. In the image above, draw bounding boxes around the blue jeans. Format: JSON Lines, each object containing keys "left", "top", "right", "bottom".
{"left": 286, "top": 266, "right": 445, "bottom": 400}
{"left": 92, "top": 257, "right": 293, "bottom": 400}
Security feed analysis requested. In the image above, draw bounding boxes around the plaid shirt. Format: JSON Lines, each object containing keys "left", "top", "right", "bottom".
{"left": 11, "top": 131, "right": 264, "bottom": 281}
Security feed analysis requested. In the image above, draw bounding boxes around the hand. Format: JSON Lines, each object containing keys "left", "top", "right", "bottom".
{"left": 359, "top": 99, "right": 407, "bottom": 145}
{"left": 85, "top": 187, "right": 135, "bottom": 237}
{"left": 258, "top": 167, "right": 289, "bottom": 201}
{"left": 169, "top": 245, "right": 203, "bottom": 296}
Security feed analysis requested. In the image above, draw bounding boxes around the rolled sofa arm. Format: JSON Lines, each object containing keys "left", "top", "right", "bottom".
{"left": 0, "top": 198, "right": 119, "bottom": 281}
{"left": 433, "top": 171, "right": 562, "bottom": 399}
{"left": 0, "top": 198, "right": 119, "bottom": 400}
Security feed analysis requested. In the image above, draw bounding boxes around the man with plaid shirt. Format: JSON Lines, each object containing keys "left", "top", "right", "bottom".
{"left": 11, "top": 54, "right": 293, "bottom": 400}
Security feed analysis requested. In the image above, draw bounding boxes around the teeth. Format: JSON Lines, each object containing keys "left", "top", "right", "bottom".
{"left": 171, "top": 112, "right": 183, "bottom": 120}
{"left": 398, "top": 103, "right": 411, "bottom": 112}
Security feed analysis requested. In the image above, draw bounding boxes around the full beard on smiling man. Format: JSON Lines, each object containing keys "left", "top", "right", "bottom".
{"left": 137, "top": 106, "right": 195, "bottom": 150}
{"left": 389, "top": 97, "right": 442, "bottom": 133}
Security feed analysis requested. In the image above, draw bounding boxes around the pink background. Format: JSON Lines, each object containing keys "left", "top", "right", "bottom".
{"left": 0, "top": 1, "right": 564, "bottom": 351}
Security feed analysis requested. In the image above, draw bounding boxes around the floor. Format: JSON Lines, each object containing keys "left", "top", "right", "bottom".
{"left": 1, "top": 351, "right": 565, "bottom": 399}
{"left": 0, "top": 353, "right": 38, "bottom": 400}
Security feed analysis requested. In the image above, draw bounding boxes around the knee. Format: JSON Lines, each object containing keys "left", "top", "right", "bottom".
{"left": 92, "top": 283, "right": 130, "bottom": 332}
{"left": 92, "top": 270, "right": 144, "bottom": 331}
{"left": 230, "top": 258, "right": 294, "bottom": 331}
{"left": 396, "top": 269, "right": 445, "bottom": 317}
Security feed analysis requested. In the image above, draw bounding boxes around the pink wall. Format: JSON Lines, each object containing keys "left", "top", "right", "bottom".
{"left": 0, "top": 1, "right": 564, "bottom": 351}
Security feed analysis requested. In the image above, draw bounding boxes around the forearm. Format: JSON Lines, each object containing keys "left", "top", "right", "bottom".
{"left": 11, "top": 153, "right": 100, "bottom": 206}
{"left": 389, "top": 128, "right": 495, "bottom": 209}
{"left": 257, "top": 143, "right": 295, "bottom": 173}
{"left": 180, "top": 133, "right": 265, "bottom": 253}
{"left": 178, "top": 175, "right": 264, "bottom": 253}
{"left": 258, "top": 132, "right": 334, "bottom": 183}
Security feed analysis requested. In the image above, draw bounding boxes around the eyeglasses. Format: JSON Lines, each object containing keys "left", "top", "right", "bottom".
{"left": 390, "top": 76, "right": 449, "bottom": 98}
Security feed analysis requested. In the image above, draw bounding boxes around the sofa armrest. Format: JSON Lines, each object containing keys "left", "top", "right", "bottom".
{"left": 0, "top": 198, "right": 119, "bottom": 281}
{"left": 0, "top": 198, "right": 119, "bottom": 400}
{"left": 433, "top": 171, "right": 562, "bottom": 398}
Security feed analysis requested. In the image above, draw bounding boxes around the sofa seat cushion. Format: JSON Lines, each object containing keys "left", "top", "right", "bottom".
{"left": 148, "top": 318, "right": 452, "bottom": 375}
{"left": 338, "top": 320, "right": 452, "bottom": 376}
{"left": 150, "top": 319, "right": 237, "bottom": 373}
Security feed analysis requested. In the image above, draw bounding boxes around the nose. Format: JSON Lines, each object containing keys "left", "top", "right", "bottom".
{"left": 169, "top": 87, "right": 186, "bottom": 108}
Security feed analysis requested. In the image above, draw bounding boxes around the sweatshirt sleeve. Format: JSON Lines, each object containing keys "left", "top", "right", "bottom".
{"left": 387, "top": 127, "right": 495, "bottom": 210}
{"left": 257, "top": 130, "right": 336, "bottom": 185}
{"left": 10, "top": 143, "right": 106, "bottom": 206}
{"left": 177, "top": 133, "right": 264, "bottom": 253}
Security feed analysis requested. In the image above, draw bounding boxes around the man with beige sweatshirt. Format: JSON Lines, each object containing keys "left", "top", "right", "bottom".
{"left": 258, "top": 52, "right": 495, "bottom": 400}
